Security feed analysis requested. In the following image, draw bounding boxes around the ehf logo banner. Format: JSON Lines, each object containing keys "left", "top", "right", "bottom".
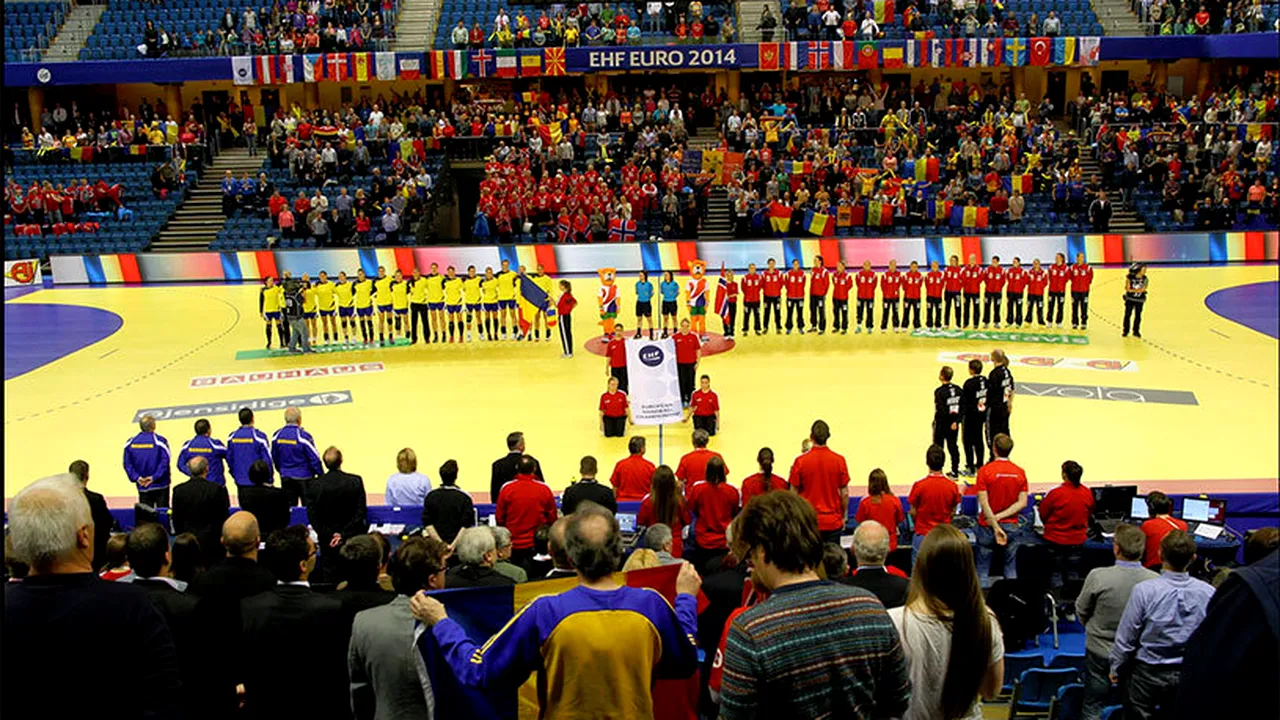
{"left": 625, "top": 338, "right": 684, "bottom": 426}
{"left": 4, "top": 258, "right": 41, "bottom": 287}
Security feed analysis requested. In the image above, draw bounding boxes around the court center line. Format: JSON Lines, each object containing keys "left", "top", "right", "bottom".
{"left": 6, "top": 293, "right": 244, "bottom": 425}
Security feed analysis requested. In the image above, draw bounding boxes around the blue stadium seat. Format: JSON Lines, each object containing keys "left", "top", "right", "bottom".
{"left": 1010, "top": 668, "right": 1082, "bottom": 718}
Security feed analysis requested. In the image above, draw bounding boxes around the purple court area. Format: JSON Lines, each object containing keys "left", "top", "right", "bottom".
{"left": 4, "top": 303, "right": 124, "bottom": 380}
{"left": 1205, "top": 281, "right": 1279, "bottom": 339}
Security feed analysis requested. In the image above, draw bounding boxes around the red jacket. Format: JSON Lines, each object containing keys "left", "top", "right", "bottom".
{"left": 606, "top": 337, "right": 627, "bottom": 368}
{"left": 880, "top": 271, "right": 902, "bottom": 300}
{"left": 983, "top": 265, "right": 1007, "bottom": 293}
{"left": 673, "top": 331, "right": 700, "bottom": 364}
{"left": 556, "top": 292, "right": 577, "bottom": 317}
{"left": 1070, "top": 263, "right": 1094, "bottom": 293}
{"left": 688, "top": 481, "right": 740, "bottom": 550}
{"left": 741, "top": 273, "right": 763, "bottom": 303}
{"left": 925, "top": 270, "right": 945, "bottom": 298}
{"left": 855, "top": 270, "right": 878, "bottom": 300}
{"left": 1048, "top": 264, "right": 1070, "bottom": 293}
{"left": 784, "top": 269, "right": 807, "bottom": 299}
{"left": 832, "top": 271, "right": 852, "bottom": 301}
{"left": 944, "top": 265, "right": 964, "bottom": 292}
{"left": 1005, "top": 267, "right": 1028, "bottom": 294}
{"left": 903, "top": 270, "right": 923, "bottom": 300}
{"left": 809, "top": 268, "right": 830, "bottom": 296}
{"left": 961, "top": 265, "right": 984, "bottom": 294}
{"left": 496, "top": 475, "right": 557, "bottom": 549}
{"left": 762, "top": 268, "right": 784, "bottom": 297}
{"left": 1027, "top": 268, "right": 1048, "bottom": 295}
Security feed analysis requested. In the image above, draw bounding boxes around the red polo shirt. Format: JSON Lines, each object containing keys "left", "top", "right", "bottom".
{"left": 599, "top": 390, "right": 628, "bottom": 418}
{"left": 689, "top": 389, "right": 719, "bottom": 418}
{"left": 673, "top": 332, "right": 700, "bottom": 364}
{"left": 784, "top": 269, "right": 807, "bottom": 298}
{"left": 762, "top": 269, "right": 783, "bottom": 298}
{"left": 688, "top": 481, "right": 740, "bottom": 550}
{"left": 944, "top": 266, "right": 964, "bottom": 292}
{"left": 676, "top": 448, "right": 727, "bottom": 491}
{"left": 740, "top": 473, "right": 788, "bottom": 506}
{"left": 1037, "top": 482, "right": 1095, "bottom": 545}
{"left": 974, "top": 458, "right": 1028, "bottom": 527}
{"left": 741, "top": 273, "right": 763, "bottom": 303}
{"left": 832, "top": 271, "right": 852, "bottom": 301}
{"left": 855, "top": 270, "right": 878, "bottom": 299}
{"left": 788, "top": 445, "right": 851, "bottom": 533}
{"left": 607, "top": 337, "right": 627, "bottom": 368}
{"left": 809, "top": 268, "right": 830, "bottom": 296}
{"left": 909, "top": 473, "right": 961, "bottom": 536}
{"left": 855, "top": 493, "right": 906, "bottom": 550}
{"left": 496, "top": 474, "right": 557, "bottom": 550}
{"left": 609, "top": 454, "right": 656, "bottom": 501}
{"left": 1141, "top": 516, "right": 1188, "bottom": 569}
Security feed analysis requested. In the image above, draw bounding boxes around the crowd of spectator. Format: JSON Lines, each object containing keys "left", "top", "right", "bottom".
{"left": 775, "top": 0, "right": 1083, "bottom": 39}
{"left": 448, "top": 0, "right": 737, "bottom": 49}
{"left": 1132, "top": 0, "right": 1279, "bottom": 34}
{"left": 139, "top": 0, "right": 398, "bottom": 58}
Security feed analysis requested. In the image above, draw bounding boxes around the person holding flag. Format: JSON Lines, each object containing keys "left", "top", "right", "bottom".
{"left": 717, "top": 264, "right": 739, "bottom": 339}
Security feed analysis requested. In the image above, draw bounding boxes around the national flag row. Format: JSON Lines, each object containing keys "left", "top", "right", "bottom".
{"left": 758, "top": 36, "right": 1100, "bottom": 70}
{"left": 232, "top": 52, "right": 423, "bottom": 84}
{"left": 797, "top": 200, "right": 1000, "bottom": 235}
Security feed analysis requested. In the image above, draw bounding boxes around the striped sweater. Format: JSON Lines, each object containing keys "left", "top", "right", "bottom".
{"left": 719, "top": 580, "right": 911, "bottom": 720}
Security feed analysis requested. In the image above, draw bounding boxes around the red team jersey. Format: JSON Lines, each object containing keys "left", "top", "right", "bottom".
{"left": 809, "top": 268, "right": 830, "bottom": 296}
{"left": 607, "top": 338, "right": 627, "bottom": 368}
{"left": 674, "top": 332, "right": 700, "bottom": 364}
{"left": 903, "top": 270, "right": 924, "bottom": 300}
{"left": 909, "top": 473, "right": 962, "bottom": 536}
{"left": 741, "top": 273, "right": 763, "bottom": 303}
{"left": 784, "top": 269, "right": 807, "bottom": 298}
{"left": 1005, "top": 267, "right": 1028, "bottom": 293}
{"left": 740, "top": 473, "right": 789, "bottom": 505}
{"left": 943, "top": 265, "right": 964, "bottom": 292}
{"left": 880, "top": 271, "right": 903, "bottom": 299}
{"left": 925, "top": 270, "right": 945, "bottom": 298}
{"left": 762, "top": 269, "right": 784, "bottom": 297}
{"left": 974, "top": 457, "right": 1028, "bottom": 527}
{"left": 855, "top": 270, "right": 878, "bottom": 299}
{"left": 832, "top": 271, "right": 853, "bottom": 301}
{"left": 1048, "top": 264, "right": 1070, "bottom": 292}
{"left": 854, "top": 494, "right": 906, "bottom": 550}
{"left": 962, "top": 264, "right": 984, "bottom": 293}
{"left": 983, "top": 265, "right": 1007, "bottom": 293}
{"left": 1070, "top": 263, "right": 1094, "bottom": 293}
{"left": 1027, "top": 268, "right": 1048, "bottom": 294}
{"left": 689, "top": 389, "right": 719, "bottom": 418}
{"left": 687, "top": 481, "right": 740, "bottom": 550}
{"left": 599, "top": 391, "right": 629, "bottom": 418}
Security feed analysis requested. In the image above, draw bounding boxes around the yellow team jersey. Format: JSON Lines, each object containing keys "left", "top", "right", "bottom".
{"left": 314, "top": 281, "right": 336, "bottom": 311}
{"left": 353, "top": 279, "right": 375, "bottom": 308}
{"left": 334, "top": 281, "right": 354, "bottom": 308}
{"left": 391, "top": 281, "right": 410, "bottom": 309}
{"left": 303, "top": 286, "right": 318, "bottom": 313}
{"left": 261, "top": 286, "right": 284, "bottom": 313}
{"left": 533, "top": 273, "right": 554, "bottom": 298}
{"left": 462, "top": 276, "right": 483, "bottom": 304}
{"left": 425, "top": 274, "right": 445, "bottom": 303}
{"left": 481, "top": 278, "right": 499, "bottom": 303}
{"left": 496, "top": 271, "right": 518, "bottom": 300}
{"left": 409, "top": 277, "right": 428, "bottom": 304}
{"left": 443, "top": 277, "right": 464, "bottom": 305}
{"left": 374, "top": 276, "right": 394, "bottom": 305}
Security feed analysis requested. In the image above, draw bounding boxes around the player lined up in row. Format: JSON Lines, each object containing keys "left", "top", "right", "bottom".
{"left": 257, "top": 259, "right": 558, "bottom": 349}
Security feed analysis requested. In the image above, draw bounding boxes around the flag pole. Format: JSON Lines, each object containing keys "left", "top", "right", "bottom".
{"left": 658, "top": 424, "right": 664, "bottom": 466}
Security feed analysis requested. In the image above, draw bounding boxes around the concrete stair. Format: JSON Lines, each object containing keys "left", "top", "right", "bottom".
{"left": 1076, "top": 154, "right": 1146, "bottom": 232}
{"left": 41, "top": 2, "right": 103, "bottom": 62}
{"left": 688, "top": 126, "right": 721, "bottom": 150}
{"left": 1089, "top": 0, "right": 1147, "bottom": 35}
{"left": 392, "top": 0, "right": 439, "bottom": 51}
{"left": 154, "top": 148, "right": 265, "bottom": 252}
{"left": 701, "top": 188, "right": 736, "bottom": 241}
{"left": 737, "top": 0, "right": 782, "bottom": 42}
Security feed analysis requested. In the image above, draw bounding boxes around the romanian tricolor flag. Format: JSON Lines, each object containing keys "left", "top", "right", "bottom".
{"left": 521, "top": 52, "right": 542, "bottom": 76}
{"left": 951, "top": 205, "right": 990, "bottom": 229}
{"left": 515, "top": 273, "right": 558, "bottom": 332}
{"left": 881, "top": 41, "right": 905, "bottom": 68}
{"left": 803, "top": 209, "right": 836, "bottom": 236}
{"left": 520, "top": 91, "right": 538, "bottom": 105}
{"left": 869, "top": 0, "right": 895, "bottom": 23}
{"left": 785, "top": 160, "right": 812, "bottom": 175}
{"left": 866, "top": 200, "right": 894, "bottom": 226}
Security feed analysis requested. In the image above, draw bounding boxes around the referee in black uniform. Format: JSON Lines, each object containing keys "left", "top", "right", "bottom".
{"left": 987, "top": 348, "right": 1015, "bottom": 452}
{"left": 961, "top": 358, "right": 988, "bottom": 476}
{"left": 933, "top": 366, "right": 962, "bottom": 478}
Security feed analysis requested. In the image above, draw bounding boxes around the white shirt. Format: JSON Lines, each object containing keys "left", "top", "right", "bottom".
{"left": 888, "top": 606, "right": 1004, "bottom": 720}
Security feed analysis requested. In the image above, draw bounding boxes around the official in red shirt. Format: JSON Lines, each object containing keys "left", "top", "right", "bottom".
{"left": 609, "top": 436, "right": 657, "bottom": 501}
{"left": 974, "top": 433, "right": 1029, "bottom": 585}
{"left": 1047, "top": 252, "right": 1070, "bottom": 327}
{"left": 605, "top": 324, "right": 628, "bottom": 393}
{"left": 637, "top": 465, "right": 691, "bottom": 557}
{"left": 855, "top": 260, "right": 878, "bottom": 333}
{"left": 687, "top": 374, "right": 720, "bottom": 436}
{"left": 1004, "top": 258, "right": 1028, "bottom": 328}
{"left": 556, "top": 279, "right": 577, "bottom": 358}
{"left": 740, "top": 263, "right": 763, "bottom": 335}
{"left": 808, "top": 256, "right": 830, "bottom": 334}
{"left": 1069, "top": 252, "right": 1094, "bottom": 331}
{"left": 761, "top": 258, "right": 783, "bottom": 333}
{"left": 599, "top": 376, "right": 629, "bottom": 437}
{"left": 880, "top": 260, "right": 903, "bottom": 333}
{"left": 673, "top": 319, "right": 700, "bottom": 407}
{"left": 902, "top": 260, "right": 924, "bottom": 331}
{"left": 854, "top": 468, "right": 906, "bottom": 551}
{"left": 960, "top": 254, "right": 984, "bottom": 328}
{"left": 1026, "top": 258, "right": 1048, "bottom": 327}
{"left": 495, "top": 455, "right": 558, "bottom": 566}
{"left": 982, "top": 256, "right": 1006, "bottom": 329}
{"left": 1139, "top": 491, "right": 1187, "bottom": 569}
{"left": 924, "top": 260, "right": 945, "bottom": 329}
{"left": 784, "top": 259, "right": 807, "bottom": 335}
{"left": 675, "top": 428, "right": 728, "bottom": 493}
{"left": 832, "top": 261, "right": 853, "bottom": 334}
{"left": 687, "top": 456, "right": 740, "bottom": 571}
{"left": 1037, "top": 460, "right": 1094, "bottom": 547}
{"left": 908, "top": 445, "right": 962, "bottom": 559}
{"left": 788, "top": 420, "right": 850, "bottom": 543}
{"left": 741, "top": 447, "right": 788, "bottom": 506}
{"left": 943, "top": 255, "right": 964, "bottom": 328}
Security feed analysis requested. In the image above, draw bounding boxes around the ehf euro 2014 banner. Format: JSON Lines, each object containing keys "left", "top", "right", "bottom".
{"left": 625, "top": 338, "right": 685, "bottom": 426}
{"left": 567, "top": 44, "right": 758, "bottom": 72}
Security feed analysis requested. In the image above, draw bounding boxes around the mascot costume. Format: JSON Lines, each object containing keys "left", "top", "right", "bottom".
{"left": 598, "top": 267, "right": 619, "bottom": 339}
{"left": 686, "top": 259, "right": 708, "bottom": 340}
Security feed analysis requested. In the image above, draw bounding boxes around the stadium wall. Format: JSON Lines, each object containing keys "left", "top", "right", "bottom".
{"left": 47, "top": 231, "right": 1279, "bottom": 284}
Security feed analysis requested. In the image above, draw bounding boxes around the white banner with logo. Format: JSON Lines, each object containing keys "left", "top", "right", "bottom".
{"left": 4, "top": 258, "right": 42, "bottom": 287}
{"left": 625, "top": 338, "right": 684, "bottom": 425}
{"left": 936, "top": 351, "right": 1139, "bottom": 373}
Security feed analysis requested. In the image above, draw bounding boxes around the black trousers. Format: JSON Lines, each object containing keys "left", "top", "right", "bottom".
{"left": 833, "top": 298, "right": 849, "bottom": 331}
{"left": 1124, "top": 299, "right": 1144, "bottom": 335}
{"left": 932, "top": 418, "right": 961, "bottom": 474}
{"left": 944, "top": 291, "right": 961, "bottom": 326}
{"left": 982, "top": 292, "right": 1002, "bottom": 326}
{"left": 962, "top": 292, "right": 981, "bottom": 327}
{"left": 988, "top": 409, "right": 1011, "bottom": 448}
{"left": 856, "top": 298, "right": 874, "bottom": 328}
{"left": 1126, "top": 661, "right": 1181, "bottom": 720}
{"left": 722, "top": 302, "right": 737, "bottom": 337}
{"left": 410, "top": 302, "right": 429, "bottom": 343}
{"left": 785, "top": 298, "right": 805, "bottom": 332}
{"left": 1028, "top": 295, "right": 1046, "bottom": 325}
{"left": 808, "top": 296, "right": 827, "bottom": 332}
{"left": 677, "top": 362, "right": 696, "bottom": 406}
{"left": 610, "top": 365, "right": 629, "bottom": 394}
{"left": 559, "top": 313, "right": 574, "bottom": 354}
{"left": 763, "top": 297, "right": 782, "bottom": 331}
{"left": 881, "top": 299, "right": 900, "bottom": 329}
{"left": 1005, "top": 292, "right": 1024, "bottom": 326}
{"left": 138, "top": 486, "right": 170, "bottom": 508}
{"left": 281, "top": 476, "right": 315, "bottom": 507}
{"left": 743, "top": 301, "right": 761, "bottom": 333}
{"left": 903, "top": 298, "right": 921, "bottom": 329}
{"left": 963, "top": 416, "right": 986, "bottom": 470}
{"left": 1048, "top": 291, "right": 1066, "bottom": 324}
{"left": 692, "top": 414, "right": 718, "bottom": 436}
{"left": 603, "top": 415, "right": 627, "bottom": 437}
{"left": 925, "top": 297, "right": 942, "bottom": 328}
{"left": 1072, "top": 291, "right": 1091, "bottom": 328}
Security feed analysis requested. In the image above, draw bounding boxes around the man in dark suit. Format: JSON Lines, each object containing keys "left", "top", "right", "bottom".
{"left": 560, "top": 456, "right": 617, "bottom": 515}
{"left": 846, "top": 520, "right": 909, "bottom": 609}
{"left": 68, "top": 459, "right": 117, "bottom": 572}
{"left": 188, "top": 511, "right": 278, "bottom": 717}
{"left": 237, "top": 459, "right": 291, "bottom": 538}
{"left": 172, "top": 455, "right": 231, "bottom": 568}
{"left": 241, "top": 525, "right": 349, "bottom": 719}
{"left": 489, "top": 430, "right": 544, "bottom": 502}
{"left": 337, "top": 534, "right": 395, "bottom": 619}
{"left": 308, "top": 446, "right": 368, "bottom": 583}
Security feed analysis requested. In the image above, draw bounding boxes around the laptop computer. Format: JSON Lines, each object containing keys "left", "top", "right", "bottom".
{"left": 1181, "top": 497, "right": 1227, "bottom": 537}
{"left": 1093, "top": 485, "right": 1138, "bottom": 534}
{"left": 616, "top": 512, "right": 638, "bottom": 535}
{"left": 1129, "top": 496, "right": 1149, "bottom": 521}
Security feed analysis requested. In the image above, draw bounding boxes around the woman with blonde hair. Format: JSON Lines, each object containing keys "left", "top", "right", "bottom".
{"left": 622, "top": 548, "right": 660, "bottom": 572}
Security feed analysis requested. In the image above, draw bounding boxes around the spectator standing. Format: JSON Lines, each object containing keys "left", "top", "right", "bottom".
{"left": 847, "top": 520, "right": 910, "bottom": 609}
{"left": 171, "top": 455, "right": 231, "bottom": 569}
{"left": 562, "top": 455, "right": 617, "bottom": 514}
{"left": 490, "top": 527, "right": 529, "bottom": 583}
{"left": 1077, "top": 524, "right": 1158, "bottom": 720}
{"left": 489, "top": 431, "right": 544, "bottom": 502}
{"left": 740, "top": 447, "right": 787, "bottom": 506}
{"left": 639, "top": 465, "right": 693, "bottom": 558}
{"left": 123, "top": 414, "right": 172, "bottom": 507}
{"left": 176, "top": 418, "right": 228, "bottom": 486}
{"left": 310, "top": 447, "right": 370, "bottom": 583}
{"left": 412, "top": 504, "right": 701, "bottom": 718}
{"left": 336, "top": 535, "right": 397, "bottom": 617}
{"left": 4, "top": 475, "right": 182, "bottom": 719}
{"left": 384, "top": 447, "right": 432, "bottom": 506}
{"left": 237, "top": 459, "right": 291, "bottom": 538}
{"left": 687, "top": 456, "right": 741, "bottom": 573}
{"left": 909, "top": 445, "right": 963, "bottom": 561}
{"left": 1110, "top": 531, "right": 1215, "bottom": 720}
{"left": 1089, "top": 191, "right": 1113, "bottom": 233}
{"left": 788, "top": 419, "right": 851, "bottom": 544}
{"left": 1140, "top": 491, "right": 1187, "bottom": 570}
{"left": 974, "top": 434, "right": 1029, "bottom": 588}
{"left": 675, "top": 428, "right": 727, "bottom": 490}
{"left": 718, "top": 491, "right": 910, "bottom": 719}
{"left": 227, "top": 407, "right": 272, "bottom": 488}
{"left": 272, "top": 406, "right": 324, "bottom": 506}
{"left": 1038, "top": 460, "right": 1096, "bottom": 589}
{"left": 496, "top": 455, "right": 558, "bottom": 569}
{"left": 446, "top": 527, "right": 517, "bottom": 588}
{"left": 68, "top": 459, "right": 116, "bottom": 572}
{"left": 889, "top": 525, "right": 1005, "bottom": 720}
{"left": 421, "top": 460, "right": 473, "bottom": 544}
{"left": 854, "top": 469, "right": 906, "bottom": 551}
{"left": 609, "top": 435, "right": 657, "bottom": 501}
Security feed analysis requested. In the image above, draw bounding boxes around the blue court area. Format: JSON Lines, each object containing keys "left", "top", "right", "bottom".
{"left": 1205, "top": 281, "right": 1280, "bottom": 339}
{"left": 3, "top": 302, "right": 124, "bottom": 379}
